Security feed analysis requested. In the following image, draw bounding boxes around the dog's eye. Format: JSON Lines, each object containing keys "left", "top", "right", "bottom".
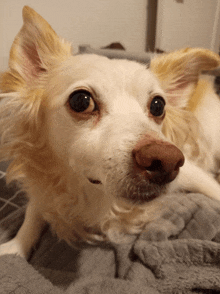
{"left": 150, "top": 96, "right": 166, "bottom": 117}
{"left": 69, "top": 90, "right": 97, "bottom": 113}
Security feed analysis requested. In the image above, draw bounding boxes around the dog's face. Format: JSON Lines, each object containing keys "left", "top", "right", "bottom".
{"left": 1, "top": 6, "right": 220, "bottom": 241}
{"left": 45, "top": 53, "right": 184, "bottom": 204}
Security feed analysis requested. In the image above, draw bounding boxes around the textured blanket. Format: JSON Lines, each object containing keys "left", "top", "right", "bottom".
{"left": 1, "top": 192, "right": 220, "bottom": 294}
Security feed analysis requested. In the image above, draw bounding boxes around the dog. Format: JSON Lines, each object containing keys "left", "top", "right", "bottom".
{"left": 1, "top": 6, "right": 220, "bottom": 259}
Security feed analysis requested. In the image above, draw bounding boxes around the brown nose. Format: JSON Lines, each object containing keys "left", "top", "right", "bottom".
{"left": 132, "top": 140, "right": 184, "bottom": 184}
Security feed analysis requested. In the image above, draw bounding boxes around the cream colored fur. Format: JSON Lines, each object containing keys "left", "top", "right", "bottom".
{"left": 1, "top": 7, "right": 220, "bottom": 258}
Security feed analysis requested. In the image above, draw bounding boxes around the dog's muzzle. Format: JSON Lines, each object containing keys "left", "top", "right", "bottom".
{"left": 87, "top": 135, "right": 184, "bottom": 203}
{"left": 132, "top": 138, "right": 184, "bottom": 185}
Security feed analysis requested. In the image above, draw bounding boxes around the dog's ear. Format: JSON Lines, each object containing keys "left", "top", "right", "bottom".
{"left": 150, "top": 48, "right": 220, "bottom": 107}
{"left": 1, "top": 6, "right": 72, "bottom": 92}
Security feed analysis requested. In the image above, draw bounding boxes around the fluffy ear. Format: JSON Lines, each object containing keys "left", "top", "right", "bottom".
{"left": 1, "top": 6, "right": 72, "bottom": 92}
{"left": 150, "top": 48, "right": 220, "bottom": 108}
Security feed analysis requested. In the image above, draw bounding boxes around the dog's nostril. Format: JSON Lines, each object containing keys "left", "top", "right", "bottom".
{"left": 88, "top": 178, "right": 102, "bottom": 185}
{"left": 145, "top": 160, "right": 163, "bottom": 172}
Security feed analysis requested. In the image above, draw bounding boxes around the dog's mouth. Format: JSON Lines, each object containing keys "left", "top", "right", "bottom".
{"left": 109, "top": 164, "right": 175, "bottom": 204}
{"left": 86, "top": 153, "right": 181, "bottom": 203}
{"left": 87, "top": 171, "right": 171, "bottom": 204}
{"left": 120, "top": 177, "right": 167, "bottom": 204}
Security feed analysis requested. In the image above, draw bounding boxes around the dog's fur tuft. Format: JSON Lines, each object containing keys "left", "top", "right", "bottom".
{"left": 151, "top": 49, "right": 220, "bottom": 169}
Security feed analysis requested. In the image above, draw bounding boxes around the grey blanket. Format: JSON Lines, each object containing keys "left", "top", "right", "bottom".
{"left": 1, "top": 192, "right": 220, "bottom": 294}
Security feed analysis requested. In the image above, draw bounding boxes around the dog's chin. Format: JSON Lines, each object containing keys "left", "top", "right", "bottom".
{"left": 131, "top": 168, "right": 179, "bottom": 203}
{"left": 104, "top": 170, "right": 169, "bottom": 205}
{"left": 120, "top": 182, "right": 167, "bottom": 204}
{"left": 87, "top": 171, "right": 172, "bottom": 204}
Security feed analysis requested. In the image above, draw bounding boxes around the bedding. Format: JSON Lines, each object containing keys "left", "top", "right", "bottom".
{"left": 1, "top": 190, "right": 220, "bottom": 293}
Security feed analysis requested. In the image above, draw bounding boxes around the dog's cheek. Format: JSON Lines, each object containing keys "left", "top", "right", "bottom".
{"left": 45, "top": 108, "right": 78, "bottom": 163}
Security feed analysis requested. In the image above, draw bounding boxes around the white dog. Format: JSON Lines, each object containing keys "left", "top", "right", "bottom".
{"left": 1, "top": 6, "right": 220, "bottom": 259}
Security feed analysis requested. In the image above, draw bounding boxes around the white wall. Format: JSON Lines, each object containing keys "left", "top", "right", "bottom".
{"left": 156, "top": 0, "right": 220, "bottom": 53}
{"left": 0, "top": 0, "right": 147, "bottom": 71}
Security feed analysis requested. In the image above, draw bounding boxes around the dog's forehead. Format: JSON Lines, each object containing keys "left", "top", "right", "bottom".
{"left": 47, "top": 54, "right": 163, "bottom": 107}
{"left": 75, "top": 54, "right": 156, "bottom": 84}
{"left": 55, "top": 54, "right": 159, "bottom": 89}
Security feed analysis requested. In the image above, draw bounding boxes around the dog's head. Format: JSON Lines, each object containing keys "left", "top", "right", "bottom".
{"left": 1, "top": 6, "right": 220, "bottom": 241}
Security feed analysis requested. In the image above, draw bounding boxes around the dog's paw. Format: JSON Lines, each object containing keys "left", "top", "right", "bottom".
{"left": 0, "top": 238, "right": 26, "bottom": 258}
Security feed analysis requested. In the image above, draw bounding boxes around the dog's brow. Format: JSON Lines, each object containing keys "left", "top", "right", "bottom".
{"left": 148, "top": 89, "right": 154, "bottom": 96}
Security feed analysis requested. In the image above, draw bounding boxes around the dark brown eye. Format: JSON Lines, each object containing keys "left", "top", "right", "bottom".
{"left": 150, "top": 96, "right": 166, "bottom": 117}
{"left": 69, "top": 90, "right": 97, "bottom": 113}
